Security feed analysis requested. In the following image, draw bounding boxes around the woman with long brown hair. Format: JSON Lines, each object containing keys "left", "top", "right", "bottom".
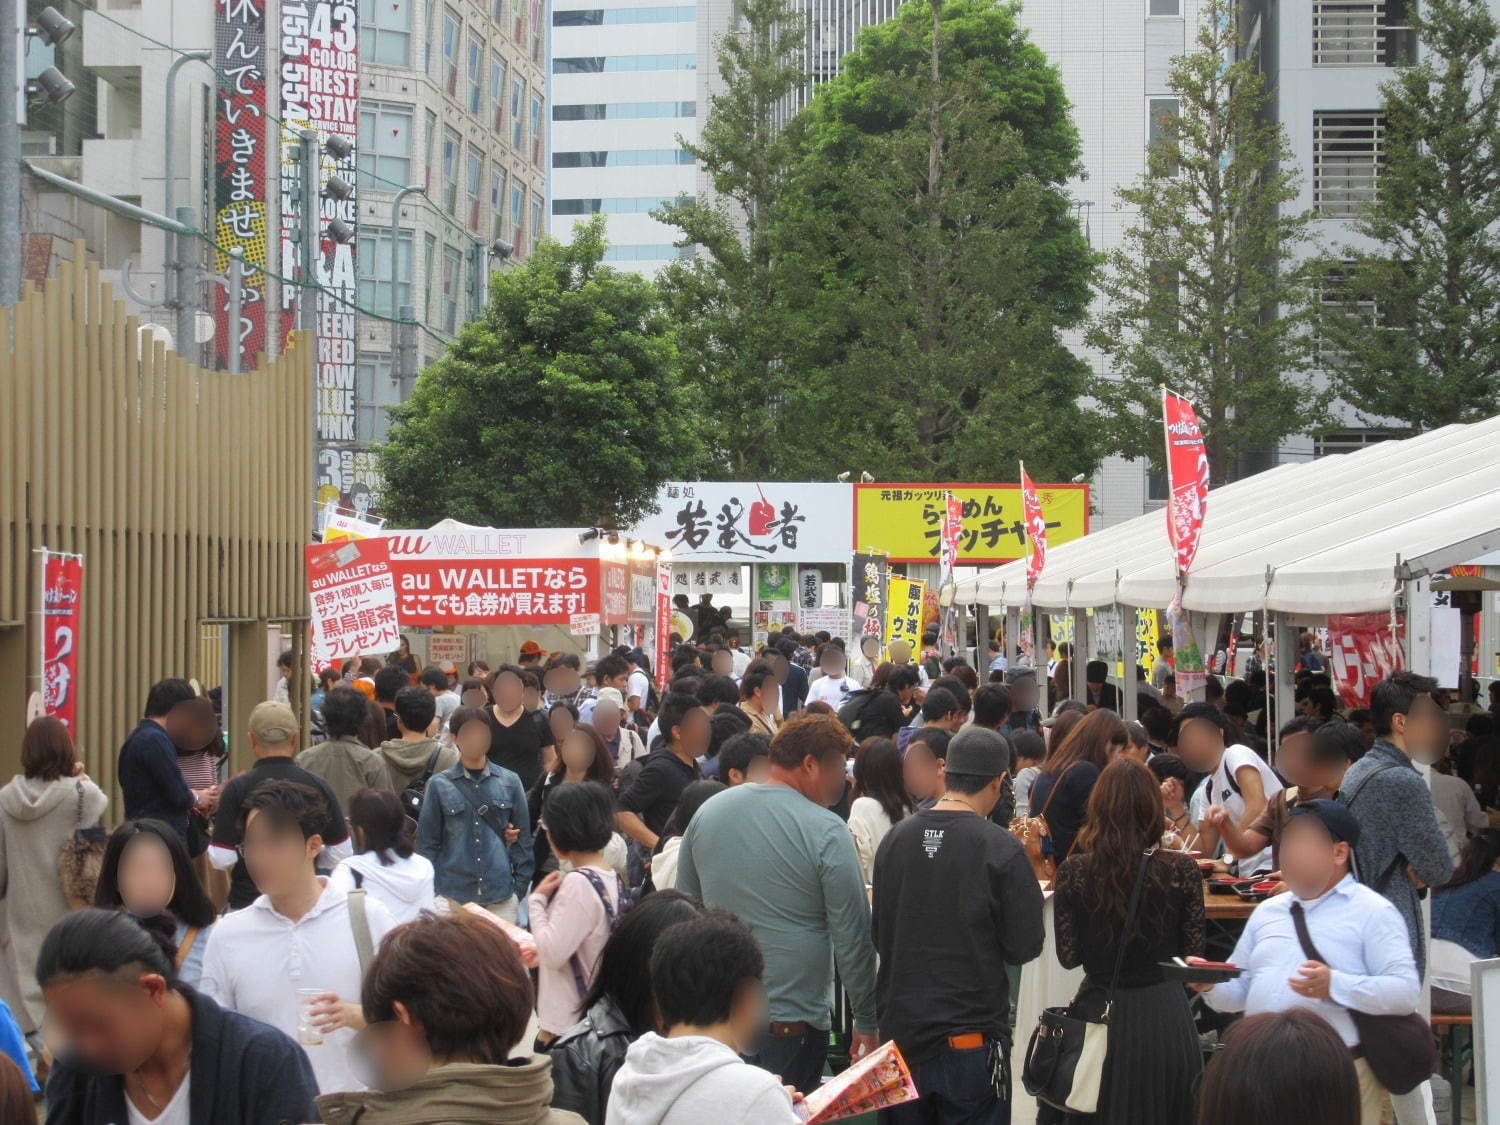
{"left": 1027, "top": 709, "right": 1127, "bottom": 864}
{"left": 1048, "top": 758, "right": 1204, "bottom": 1125}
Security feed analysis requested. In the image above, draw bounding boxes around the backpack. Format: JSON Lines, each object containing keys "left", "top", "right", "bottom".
{"left": 568, "top": 867, "right": 632, "bottom": 997}
{"left": 401, "top": 746, "right": 444, "bottom": 831}
{"left": 837, "top": 689, "right": 881, "bottom": 734}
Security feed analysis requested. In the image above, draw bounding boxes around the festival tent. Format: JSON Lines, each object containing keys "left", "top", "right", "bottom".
{"left": 955, "top": 414, "right": 1500, "bottom": 616}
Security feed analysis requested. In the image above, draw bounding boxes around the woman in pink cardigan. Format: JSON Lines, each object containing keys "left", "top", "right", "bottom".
{"left": 528, "top": 781, "right": 624, "bottom": 1042}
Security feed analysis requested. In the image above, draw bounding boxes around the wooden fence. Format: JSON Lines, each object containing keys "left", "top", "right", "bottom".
{"left": 0, "top": 246, "right": 313, "bottom": 797}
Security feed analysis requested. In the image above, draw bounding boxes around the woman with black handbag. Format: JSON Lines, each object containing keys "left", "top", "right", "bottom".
{"left": 1041, "top": 758, "right": 1204, "bottom": 1124}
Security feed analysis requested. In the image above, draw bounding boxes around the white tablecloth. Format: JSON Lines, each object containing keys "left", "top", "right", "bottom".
{"left": 1012, "top": 893, "right": 1083, "bottom": 1115}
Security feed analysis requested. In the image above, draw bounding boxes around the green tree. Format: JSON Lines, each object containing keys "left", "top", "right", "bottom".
{"left": 1315, "top": 0, "right": 1500, "bottom": 429}
{"left": 653, "top": 0, "right": 806, "bottom": 477}
{"left": 1087, "top": 0, "right": 1325, "bottom": 481}
{"left": 379, "top": 217, "right": 702, "bottom": 527}
{"left": 770, "top": 0, "right": 1101, "bottom": 481}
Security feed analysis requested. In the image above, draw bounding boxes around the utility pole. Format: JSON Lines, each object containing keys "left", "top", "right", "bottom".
{"left": 0, "top": 0, "right": 21, "bottom": 306}
{"left": 296, "top": 128, "right": 319, "bottom": 333}
{"left": 162, "top": 50, "right": 211, "bottom": 359}
{"left": 396, "top": 302, "right": 416, "bottom": 388}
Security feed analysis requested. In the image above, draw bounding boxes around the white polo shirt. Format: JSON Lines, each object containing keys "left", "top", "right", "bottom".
{"left": 199, "top": 877, "right": 396, "bottom": 1094}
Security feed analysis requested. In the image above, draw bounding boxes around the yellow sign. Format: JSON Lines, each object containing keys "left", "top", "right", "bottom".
{"left": 885, "top": 577, "right": 926, "bottom": 655}
{"left": 853, "top": 483, "right": 1090, "bottom": 564}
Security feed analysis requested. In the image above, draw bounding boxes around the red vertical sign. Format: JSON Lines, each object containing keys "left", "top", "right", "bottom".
{"left": 40, "top": 552, "right": 83, "bottom": 732}
{"left": 1162, "top": 389, "right": 1209, "bottom": 576}
{"left": 654, "top": 561, "right": 672, "bottom": 693}
{"left": 1020, "top": 462, "right": 1047, "bottom": 588}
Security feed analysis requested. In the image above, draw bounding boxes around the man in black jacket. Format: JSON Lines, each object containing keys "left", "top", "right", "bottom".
{"left": 117, "top": 678, "right": 200, "bottom": 845}
{"left": 837, "top": 664, "right": 921, "bottom": 740}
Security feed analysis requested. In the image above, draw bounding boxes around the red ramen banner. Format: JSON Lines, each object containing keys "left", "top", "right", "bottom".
{"left": 1162, "top": 389, "right": 1209, "bottom": 577}
{"left": 1328, "top": 613, "right": 1406, "bottom": 710}
{"left": 39, "top": 550, "right": 83, "bottom": 731}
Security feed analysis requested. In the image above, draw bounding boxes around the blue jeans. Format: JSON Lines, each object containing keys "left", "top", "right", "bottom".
{"left": 882, "top": 1040, "right": 1009, "bottom": 1125}
{"left": 749, "top": 1026, "right": 828, "bottom": 1095}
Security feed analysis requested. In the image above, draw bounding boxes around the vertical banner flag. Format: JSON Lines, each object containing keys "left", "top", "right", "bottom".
{"left": 306, "top": 537, "right": 401, "bottom": 666}
{"left": 654, "top": 561, "right": 673, "bottom": 693}
{"left": 279, "top": 1, "right": 361, "bottom": 499}
{"left": 213, "top": 0, "right": 271, "bottom": 368}
{"left": 850, "top": 552, "right": 888, "bottom": 647}
{"left": 1019, "top": 462, "right": 1047, "bottom": 662}
{"left": 1163, "top": 389, "right": 1210, "bottom": 693}
{"left": 937, "top": 491, "right": 962, "bottom": 653}
{"left": 39, "top": 551, "right": 83, "bottom": 731}
{"left": 1327, "top": 613, "right": 1406, "bottom": 709}
{"left": 884, "top": 577, "right": 926, "bottom": 656}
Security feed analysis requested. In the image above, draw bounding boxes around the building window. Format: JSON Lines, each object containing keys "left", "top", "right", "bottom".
{"left": 1148, "top": 261, "right": 1179, "bottom": 330}
{"left": 530, "top": 94, "right": 543, "bottom": 164}
{"left": 1145, "top": 469, "right": 1168, "bottom": 502}
{"left": 1314, "top": 111, "right": 1386, "bottom": 216}
{"left": 552, "top": 100, "right": 695, "bottom": 121}
{"left": 491, "top": 52, "right": 507, "bottom": 133}
{"left": 1313, "top": 429, "right": 1397, "bottom": 457}
{"left": 552, "top": 196, "right": 674, "bottom": 215}
{"left": 1148, "top": 0, "right": 1180, "bottom": 14}
{"left": 530, "top": 194, "right": 543, "bottom": 252}
{"left": 600, "top": 244, "right": 696, "bottom": 262}
{"left": 467, "top": 33, "right": 484, "bottom": 114}
{"left": 490, "top": 162, "right": 509, "bottom": 242}
{"left": 356, "top": 353, "right": 400, "bottom": 443}
{"left": 510, "top": 77, "right": 525, "bottom": 149}
{"left": 513, "top": 0, "right": 525, "bottom": 42}
{"left": 441, "top": 245, "right": 463, "bottom": 333}
{"left": 554, "top": 149, "right": 695, "bottom": 167}
{"left": 356, "top": 228, "right": 414, "bottom": 314}
{"left": 510, "top": 183, "right": 525, "bottom": 252}
{"left": 357, "top": 101, "right": 414, "bottom": 185}
{"left": 1313, "top": 0, "right": 1414, "bottom": 68}
{"left": 423, "top": 109, "right": 437, "bottom": 191}
{"left": 423, "top": 234, "right": 437, "bottom": 322}
{"left": 531, "top": 0, "right": 544, "bottom": 62}
{"left": 1147, "top": 97, "right": 1179, "bottom": 177}
{"left": 359, "top": 0, "right": 411, "bottom": 66}
{"left": 554, "top": 7, "right": 696, "bottom": 24}
{"left": 1317, "top": 262, "right": 1392, "bottom": 368}
{"left": 442, "top": 8, "right": 461, "bottom": 96}
{"left": 553, "top": 54, "right": 697, "bottom": 73}
{"left": 467, "top": 146, "right": 484, "bottom": 231}
{"left": 441, "top": 126, "right": 461, "bottom": 214}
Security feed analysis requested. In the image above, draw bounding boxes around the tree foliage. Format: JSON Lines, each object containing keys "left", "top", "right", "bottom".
{"left": 1087, "top": 0, "right": 1325, "bottom": 481}
{"left": 1314, "top": 0, "right": 1500, "bottom": 430}
{"left": 378, "top": 217, "right": 702, "bottom": 528}
{"left": 769, "top": 0, "right": 1101, "bottom": 481}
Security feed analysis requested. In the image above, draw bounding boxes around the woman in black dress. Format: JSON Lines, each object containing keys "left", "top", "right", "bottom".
{"left": 1049, "top": 757, "right": 1204, "bottom": 1125}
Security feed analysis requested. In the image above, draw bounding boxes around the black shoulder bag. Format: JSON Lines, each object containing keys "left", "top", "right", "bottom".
{"left": 1289, "top": 900, "right": 1434, "bottom": 1094}
{"left": 401, "top": 746, "right": 444, "bottom": 830}
{"left": 1022, "top": 849, "right": 1153, "bottom": 1114}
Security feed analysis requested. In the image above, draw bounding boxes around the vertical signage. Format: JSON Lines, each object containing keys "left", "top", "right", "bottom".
{"left": 279, "top": 1, "right": 360, "bottom": 497}
{"left": 653, "top": 562, "right": 672, "bottom": 693}
{"left": 39, "top": 551, "right": 84, "bottom": 732}
{"left": 213, "top": 0, "right": 272, "bottom": 368}
{"left": 306, "top": 538, "right": 401, "bottom": 666}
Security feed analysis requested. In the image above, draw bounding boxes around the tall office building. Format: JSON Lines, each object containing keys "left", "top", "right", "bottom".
{"left": 548, "top": 0, "right": 700, "bottom": 272}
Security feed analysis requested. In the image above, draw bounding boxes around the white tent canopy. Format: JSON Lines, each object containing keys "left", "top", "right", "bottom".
{"left": 956, "top": 415, "right": 1500, "bottom": 615}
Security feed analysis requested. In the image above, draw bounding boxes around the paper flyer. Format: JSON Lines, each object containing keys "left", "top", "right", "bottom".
{"left": 796, "top": 1041, "right": 918, "bottom": 1123}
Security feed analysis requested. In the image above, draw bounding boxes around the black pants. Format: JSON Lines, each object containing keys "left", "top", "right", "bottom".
{"left": 750, "top": 1025, "right": 828, "bottom": 1095}
{"left": 882, "top": 1040, "right": 1010, "bottom": 1125}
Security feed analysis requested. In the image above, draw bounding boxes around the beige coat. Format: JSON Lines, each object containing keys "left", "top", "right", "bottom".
{"left": 317, "top": 1058, "right": 585, "bottom": 1124}
{"left": 0, "top": 773, "right": 108, "bottom": 1031}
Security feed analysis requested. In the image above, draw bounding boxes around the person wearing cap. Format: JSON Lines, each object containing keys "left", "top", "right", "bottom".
{"left": 519, "top": 639, "right": 545, "bottom": 667}
{"left": 1197, "top": 799, "right": 1421, "bottom": 1125}
{"left": 208, "top": 701, "right": 353, "bottom": 911}
{"left": 871, "top": 728, "right": 1044, "bottom": 1122}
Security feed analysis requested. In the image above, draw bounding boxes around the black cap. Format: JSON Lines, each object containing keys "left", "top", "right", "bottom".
{"left": 1287, "top": 799, "right": 1362, "bottom": 848}
{"left": 945, "top": 728, "right": 1010, "bottom": 779}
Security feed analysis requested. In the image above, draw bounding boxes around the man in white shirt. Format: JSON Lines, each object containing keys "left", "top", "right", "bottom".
{"left": 727, "top": 629, "right": 752, "bottom": 678}
{"left": 200, "top": 778, "right": 396, "bottom": 1094}
{"left": 805, "top": 645, "right": 855, "bottom": 710}
{"left": 1428, "top": 765, "right": 1487, "bottom": 865}
{"left": 419, "top": 665, "right": 461, "bottom": 731}
{"left": 1176, "top": 702, "right": 1281, "bottom": 875}
{"left": 1197, "top": 800, "right": 1420, "bottom": 1125}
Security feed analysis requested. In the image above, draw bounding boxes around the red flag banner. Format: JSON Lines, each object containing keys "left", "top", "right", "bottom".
{"left": 1328, "top": 613, "right": 1406, "bottom": 709}
{"left": 654, "top": 562, "right": 673, "bottom": 692}
{"left": 1020, "top": 462, "right": 1047, "bottom": 588}
{"left": 1163, "top": 389, "right": 1210, "bottom": 576}
{"left": 40, "top": 551, "right": 83, "bottom": 731}
{"left": 938, "top": 492, "right": 962, "bottom": 582}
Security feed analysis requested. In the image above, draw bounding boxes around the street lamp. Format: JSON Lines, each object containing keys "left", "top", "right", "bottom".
{"left": 388, "top": 184, "right": 425, "bottom": 317}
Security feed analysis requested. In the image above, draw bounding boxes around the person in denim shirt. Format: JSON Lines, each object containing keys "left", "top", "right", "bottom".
{"left": 418, "top": 707, "right": 533, "bottom": 921}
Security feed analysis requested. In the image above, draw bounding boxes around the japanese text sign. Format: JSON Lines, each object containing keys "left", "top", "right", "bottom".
{"left": 853, "top": 484, "right": 1088, "bottom": 564}
{"left": 1328, "top": 613, "right": 1405, "bottom": 709}
{"left": 1020, "top": 463, "right": 1047, "bottom": 587}
{"left": 654, "top": 563, "right": 672, "bottom": 691}
{"left": 671, "top": 564, "right": 744, "bottom": 595}
{"left": 850, "top": 552, "right": 889, "bottom": 644}
{"left": 884, "top": 577, "right": 926, "bottom": 655}
{"left": 39, "top": 551, "right": 82, "bottom": 731}
{"left": 1163, "top": 389, "right": 1209, "bottom": 576}
{"left": 633, "top": 483, "right": 852, "bottom": 563}
{"left": 307, "top": 537, "right": 401, "bottom": 665}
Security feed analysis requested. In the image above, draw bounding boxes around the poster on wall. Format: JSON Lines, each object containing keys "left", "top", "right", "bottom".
{"left": 853, "top": 483, "right": 1089, "bottom": 565}
{"left": 757, "top": 563, "right": 793, "bottom": 607}
{"left": 38, "top": 550, "right": 83, "bottom": 732}
{"left": 632, "top": 482, "right": 852, "bottom": 563}
{"left": 213, "top": 0, "right": 272, "bottom": 368}
{"left": 306, "top": 537, "right": 401, "bottom": 666}
{"left": 279, "top": 0, "right": 361, "bottom": 500}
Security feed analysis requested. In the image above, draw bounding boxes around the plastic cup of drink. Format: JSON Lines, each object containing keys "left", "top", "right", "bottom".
{"left": 297, "top": 988, "right": 325, "bottom": 1046}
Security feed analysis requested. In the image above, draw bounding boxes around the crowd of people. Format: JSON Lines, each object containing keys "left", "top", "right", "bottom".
{"left": 0, "top": 619, "right": 1491, "bottom": 1125}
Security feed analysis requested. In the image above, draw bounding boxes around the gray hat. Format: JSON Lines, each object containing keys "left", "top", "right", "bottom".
{"left": 945, "top": 727, "right": 1010, "bottom": 779}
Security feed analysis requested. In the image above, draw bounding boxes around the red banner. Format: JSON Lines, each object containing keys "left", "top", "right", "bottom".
{"left": 392, "top": 558, "right": 598, "bottom": 627}
{"left": 307, "top": 537, "right": 401, "bottom": 665}
{"left": 654, "top": 562, "right": 672, "bottom": 692}
{"left": 40, "top": 552, "right": 83, "bottom": 731}
{"left": 1020, "top": 462, "right": 1047, "bottom": 588}
{"left": 1163, "top": 389, "right": 1209, "bottom": 576}
{"left": 1328, "top": 613, "right": 1406, "bottom": 709}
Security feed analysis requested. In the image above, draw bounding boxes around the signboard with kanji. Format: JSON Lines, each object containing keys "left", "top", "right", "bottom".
{"left": 853, "top": 483, "right": 1089, "bottom": 564}
{"left": 633, "top": 482, "right": 851, "bottom": 562}
{"left": 885, "top": 577, "right": 926, "bottom": 654}
{"left": 307, "top": 538, "right": 401, "bottom": 665}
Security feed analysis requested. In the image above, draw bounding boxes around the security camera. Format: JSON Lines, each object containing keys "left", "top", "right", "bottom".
{"left": 325, "top": 218, "right": 355, "bottom": 244}
{"left": 836, "top": 471, "right": 851, "bottom": 483}
{"left": 30, "top": 7, "right": 75, "bottom": 45}
{"left": 860, "top": 471, "right": 875, "bottom": 484}
{"left": 322, "top": 175, "right": 354, "bottom": 201}
{"left": 1070, "top": 473, "right": 1088, "bottom": 483}
{"left": 323, "top": 135, "right": 355, "bottom": 160}
{"left": 28, "top": 67, "right": 74, "bottom": 104}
